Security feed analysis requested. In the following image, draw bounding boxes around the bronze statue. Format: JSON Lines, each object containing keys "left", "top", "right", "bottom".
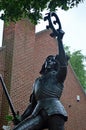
{"left": 13, "top": 12, "right": 69, "bottom": 130}
{"left": 0, "top": 12, "right": 70, "bottom": 130}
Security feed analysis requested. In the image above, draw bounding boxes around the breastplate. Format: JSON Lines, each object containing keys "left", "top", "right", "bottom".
{"left": 34, "top": 71, "right": 64, "bottom": 100}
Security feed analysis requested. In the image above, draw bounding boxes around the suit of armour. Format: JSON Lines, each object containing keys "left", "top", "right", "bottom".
{"left": 32, "top": 66, "right": 67, "bottom": 121}
{"left": 13, "top": 32, "right": 69, "bottom": 130}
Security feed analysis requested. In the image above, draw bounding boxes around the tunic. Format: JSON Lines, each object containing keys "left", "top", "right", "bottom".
{"left": 32, "top": 70, "right": 68, "bottom": 121}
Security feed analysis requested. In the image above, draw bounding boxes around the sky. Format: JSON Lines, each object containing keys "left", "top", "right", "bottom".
{"left": 36, "top": 1, "right": 86, "bottom": 56}
{"left": 0, "top": 13, "right": 4, "bottom": 47}
{"left": 0, "top": 1, "right": 86, "bottom": 58}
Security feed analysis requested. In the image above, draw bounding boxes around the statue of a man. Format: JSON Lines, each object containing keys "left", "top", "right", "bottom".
{"left": 13, "top": 13, "right": 69, "bottom": 130}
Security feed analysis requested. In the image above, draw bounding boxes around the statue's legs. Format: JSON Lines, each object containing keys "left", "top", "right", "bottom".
{"left": 48, "top": 115, "right": 65, "bottom": 130}
{"left": 13, "top": 115, "right": 43, "bottom": 130}
{"left": 13, "top": 113, "right": 65, "bottom": 130}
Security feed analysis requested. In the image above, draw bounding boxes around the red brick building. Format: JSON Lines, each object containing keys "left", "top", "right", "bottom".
{"left": 0, "top": 19, "right": 86, "bottom": 130}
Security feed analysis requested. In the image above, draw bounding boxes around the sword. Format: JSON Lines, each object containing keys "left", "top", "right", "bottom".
{"left": 0, "top": 74, "right": 18, "bottom": 120}
{"left": 0, "top": 74, "right": 44, "bottom": 129}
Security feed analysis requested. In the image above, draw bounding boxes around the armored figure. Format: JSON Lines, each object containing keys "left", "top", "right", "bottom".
{"left": 13, "top": 12, "right": 69, "bottom": 130}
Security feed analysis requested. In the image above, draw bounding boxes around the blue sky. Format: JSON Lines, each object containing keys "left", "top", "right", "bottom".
{"left": 0, "top": 1, "right": 86, "bottom": 57}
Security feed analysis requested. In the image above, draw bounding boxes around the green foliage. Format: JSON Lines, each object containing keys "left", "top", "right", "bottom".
{"left": 0, "top": 0, "right": 84, "bottom": 24}
{"left": 70, "top": 50, "right": 86, "bottom": 90}
{"left": 65, "top": 46, "right": 86, "bottom": 90}
{"left": 5, "top": 115, "right": 13, "bottom": 126}
{"left": 5, "top": 115, "right": 13, "bottom": 122}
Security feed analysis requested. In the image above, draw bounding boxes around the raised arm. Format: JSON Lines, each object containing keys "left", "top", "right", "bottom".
{"left": 55, "top": 30, "right": 69, "bottom": 82}
{"left": 56, "top": 29, "right": 67, "bottom": 66}
{"left": 44, "top": 12, "right": 69, "bottom": 82}
{"left": 44, "top": 12, "right": 68, "bottom": 67}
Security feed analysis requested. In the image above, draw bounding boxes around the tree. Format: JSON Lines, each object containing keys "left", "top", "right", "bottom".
{"left": 65, "top": 46, "right": 86, "bottom": 91}
{"left": 0, "top": 0, "right": 84, "bottom": 24}
{"left": 70, "top": 50, "right": 86, "bottom": 90}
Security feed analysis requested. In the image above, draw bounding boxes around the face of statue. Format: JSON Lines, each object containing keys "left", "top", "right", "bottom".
{"left": 45, "top": 55, "right": 56, "bottom": 69}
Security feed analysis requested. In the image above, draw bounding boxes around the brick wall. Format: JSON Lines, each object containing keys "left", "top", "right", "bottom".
{"left": 63, "top": 65, "right": 86, "bottom": 130}
{"left": 34, "top": 30, "right": 57, "bottom": 78}
{"left": 0, "top": 23, "right": 15, "bottom": 128}
{"left": 10, "top": 19, "right": 35, "bottom": 114}
{"left": 0, "top": 47, "right": 5, "bottom": 116}
{"left": 0, "top": 20, "right": 86, "bottom": 130}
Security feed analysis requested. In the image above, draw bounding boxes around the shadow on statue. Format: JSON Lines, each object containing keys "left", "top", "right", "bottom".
{"left": 13, "top": 12, "right": 70, "bottom": 130}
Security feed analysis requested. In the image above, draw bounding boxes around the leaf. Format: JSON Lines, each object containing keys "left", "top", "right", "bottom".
{"left": 0, "top": 0, "right": 84, "bottom": 24}
{"left": 5, "top": 115, "right": 13, "bottom": 122}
